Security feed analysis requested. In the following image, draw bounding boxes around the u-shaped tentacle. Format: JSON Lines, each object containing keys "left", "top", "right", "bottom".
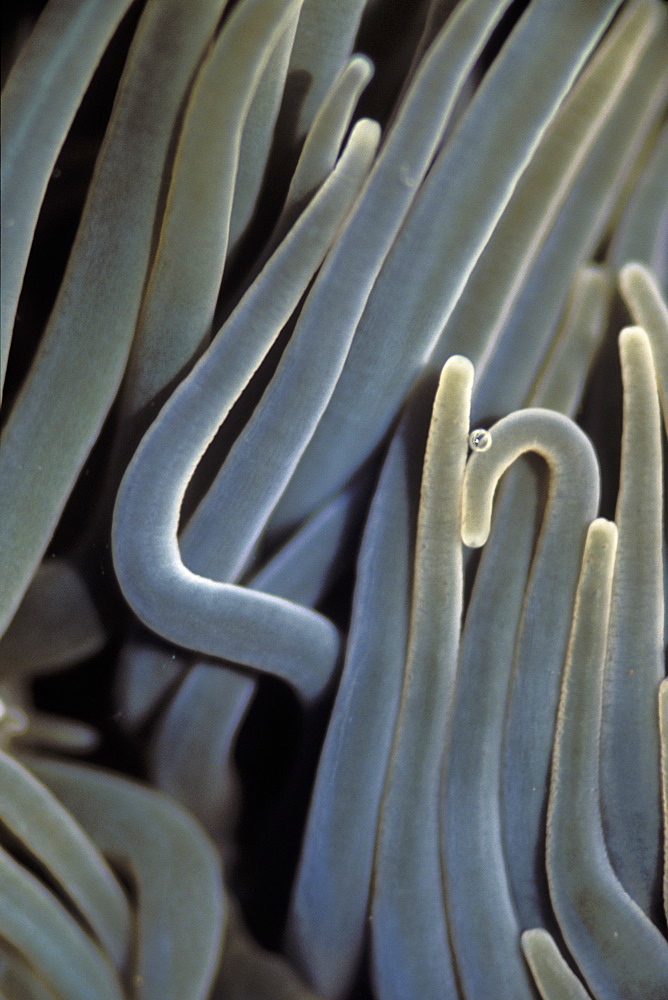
{"left": 462, "top": 406, "right": 600, "bottom": 929}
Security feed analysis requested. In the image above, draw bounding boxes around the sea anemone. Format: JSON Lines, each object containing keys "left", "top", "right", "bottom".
{"left": 1, "top": 0, "right": 667, "bottom": 997}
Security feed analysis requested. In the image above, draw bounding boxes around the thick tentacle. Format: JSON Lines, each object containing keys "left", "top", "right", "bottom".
{"left": 0, "top": 0, "right": 228, "bottom": 635}
{"left": 462, "top": 407, "right": 600, "bottom": 928}
{"left": 271, "top": 0, "right": 624, "bottom": 533}
{"left": 521, "top": 929, "right": 593, "bottom": 1000}
{"left": 440, "top": 266, "right": 609, "bottom": 1000}
{"left": 0, "top": 845, "right": 124, "bottom": 1000}
{"left": 546, "top": 519, "right": 668, "bottom": 999}
{"left": 0, "top": 0, "right": 136, "bottom": 395}
{"left": 30, "top": 757, "right": 226, "bottom": 1000}
{"left": 0, "top": 750, "right": 130, "bottom": 970}
{"left": 112, "top": 120, "right": 378, "bottom": 699}
{"left": 619, "top": 262, "right": 668, "bottom": 434}
{"left": 286, "top": 380, "right": 429, "bottom": 998}
{"left": 371, "top": 356, "right": 472, "bottom": 1000}
{"left": 599, "top": 328, "right": 664, "bottom": 918}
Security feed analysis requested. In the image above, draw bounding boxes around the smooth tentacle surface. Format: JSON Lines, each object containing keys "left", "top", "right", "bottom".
{"left": 431, "top": 0, "right": 661, "bottom": 387}
{"left": 609, "top": 125, "right": 668, "bottom": 287}
{"left": 286, "top": 380, "right": 429, "bottom": 999}
{"left": 598, "top": 327, "right": 664, "bottom": 919}
{"left": 462, "top": 408, "right": 600, "bottom": 929}
{"left": 0, "top": 845, "right": 125, "bottom": 1000}
{"left": 270, "top": 0, "right": 624, "bottom": 533}
{"left": 112, "top": 119, "right": 379, "bottom": 699}
{"left": 521, "top": 929, "right": 594, "bottom": 1000}
{"left": 30, "top": 757, "right": 227, "bottom": 1000}
{"left": 0, "top": 0, "right": 229, "bottom": 634}
{"left": 118, "top": 0, "right": 303, "bottom": 425}
{"left": 440, "top": 265, "right": 610, "bottom": 1000}
{"left": 546, "top": 519, "right": 668, "bottom": 999}
{"left": 2, "top": 3, "right": 668, "bottom": 997}
{"left": 0, "top": 0, "right": 136, "bottom": 394}
{"left": 660, "top": 679, "right": 668, "bottom": 926}
{"left": 469, "top": 15, "right": 668, "bottom": 424}
{"left": 0, "top": 750, "right": 130, "bottom": 970}
{"left": 619, "top": 262, "right": 668, "bottom": 434}
{"left": 371, "top": 356, "right": 472, "bottom": 1000}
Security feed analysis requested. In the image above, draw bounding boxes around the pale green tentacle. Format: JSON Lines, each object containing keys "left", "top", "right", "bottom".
{"left": 271, "top": 0, "right": 623, "bottom": 533}
{"left": 609, "top": 125, "right": 668, "bottom": 287}
{"left": 440, "top": 266, "right": 610, "bottom": 1000}
{"left": 659, "top": 679, "right": 668, "bottom": 926}
{"left": 431, "top": 0, "right": 659, "bottom": 382}
{"left": 227, "top": 11, "right": 299, "bottom": 253}
{"left": 470, "top": 18, "right": 668, "bottom": 423}
{"left": 0, "top": 0, "right": 228, "bottom": 635}
{"left": 112, "top": 120, "right": 377, "bottom": 698}
{"left": 0, "top": 846, "right": 124, "bottom": 1000}
{"left": 0, "top": 0, "right": 135, "bottom": 396}
{"left": 462, "top": 408, "right": 600, "bottom": 928}
{"left": 0, "top": 750, "right": 130, "bottom": 970}
{"left": 279, "top": 54, "right": 373, "bottom": 223}
{"left": 0, "top": 560, "right": 104, "bottom": 678}
{"left": 30, "top": 758, "right": 226, "bottom": 1000}
{"left": 619, "top": 262, "right": 668, "bottom": 435}
{"left": 599, "top": 327, "right": 664, "bottom": 918}
{"left": 546, "top": 519, "right": 668, "bottom": 999}
{"left": 120, "top": 0, "right": 303, "bottom": 423}
{"left": 285, "top": 0, "right": 369, "bottom": 138}
{"left": 287, "top": 381, "right": 430, "bottom": 999}
{"left": 371, "top": 356, "right": 472, "bottom": 1000}
{"left": 521, "top": 929, "right": 593, "bottom": 1000}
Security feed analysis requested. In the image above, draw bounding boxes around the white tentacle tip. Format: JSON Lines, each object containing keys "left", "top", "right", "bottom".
{"left": 349, "top": 116, "right": 382, "bottom": 153}
{"left": 618, "top": 259, "right": 650, "bottom": 294}
{"left": 619, "top": 324, "right": 653, "bottom": 362}
{"left": 585, "top": 516, "right": 618, "bottom": 555}
{"left": 460, "top": 524, "right": 487, "bottom": 550}
{"left": 444, "top": 353, "right": 474, "bottom": 381}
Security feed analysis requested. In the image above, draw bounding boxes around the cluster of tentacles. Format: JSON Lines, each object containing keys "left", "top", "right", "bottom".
{"left": 1, "top": 0, "right": 667, "bottom": 997}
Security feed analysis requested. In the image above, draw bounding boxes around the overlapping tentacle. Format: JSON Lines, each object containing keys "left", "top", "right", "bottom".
{"left": 462, "top": 408, "right": 600, "bottom": 928}
{"left": 2, "top": 3, "right": 667, "bottom": 997}
{"left": 270, "top": 0, "right": 624, "bottom": 533}
{"left": 521, "top": 929, "right": 594, "bottom": 1000}
{"left": 371, "top": 356, "right": 472, "bottom": 1000}
{"left": 286, "top": 378, "right": 428, "bottom": 998}
{"left": 598, "top": 328, "right": 664, "bottom": 918}
{"left": 31, "top": 757, "right": 227, "bottom": 1000}
{"left": 440, "top": 265, "right": 610, "bottom": 1000}
{"left": 112, "top": 119, "right": 378, "bottom": 699}
{"left": 546, "top": 519, "right": 668, "bottom": 999}
{"left": 0, "top": 0, "right": 229, "bottom": 634}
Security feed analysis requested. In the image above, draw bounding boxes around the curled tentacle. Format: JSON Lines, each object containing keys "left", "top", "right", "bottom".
{"left": 462, "top": 406, "right": 600, "bottom": 929}
{"left": 286, "top": 379, "right": 430, "bottom": 998}
{"left": 371, "top": 356, "right": 472, "bottom": 999}
{"left": 112, "top": 119, "right": 379, "bottom": 700}
{"left": 439, "top": 267, "right": 609, "bottom": 1000}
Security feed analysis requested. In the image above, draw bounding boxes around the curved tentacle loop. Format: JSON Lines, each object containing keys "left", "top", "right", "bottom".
{"left": 546, "top": 519, "right": 668, "bottom": 999}
{"left": 112, "top": 118, "right": 379, "bottom": 699}
{"left": 462, "top": 407, "right": 600, "bottom": 929}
